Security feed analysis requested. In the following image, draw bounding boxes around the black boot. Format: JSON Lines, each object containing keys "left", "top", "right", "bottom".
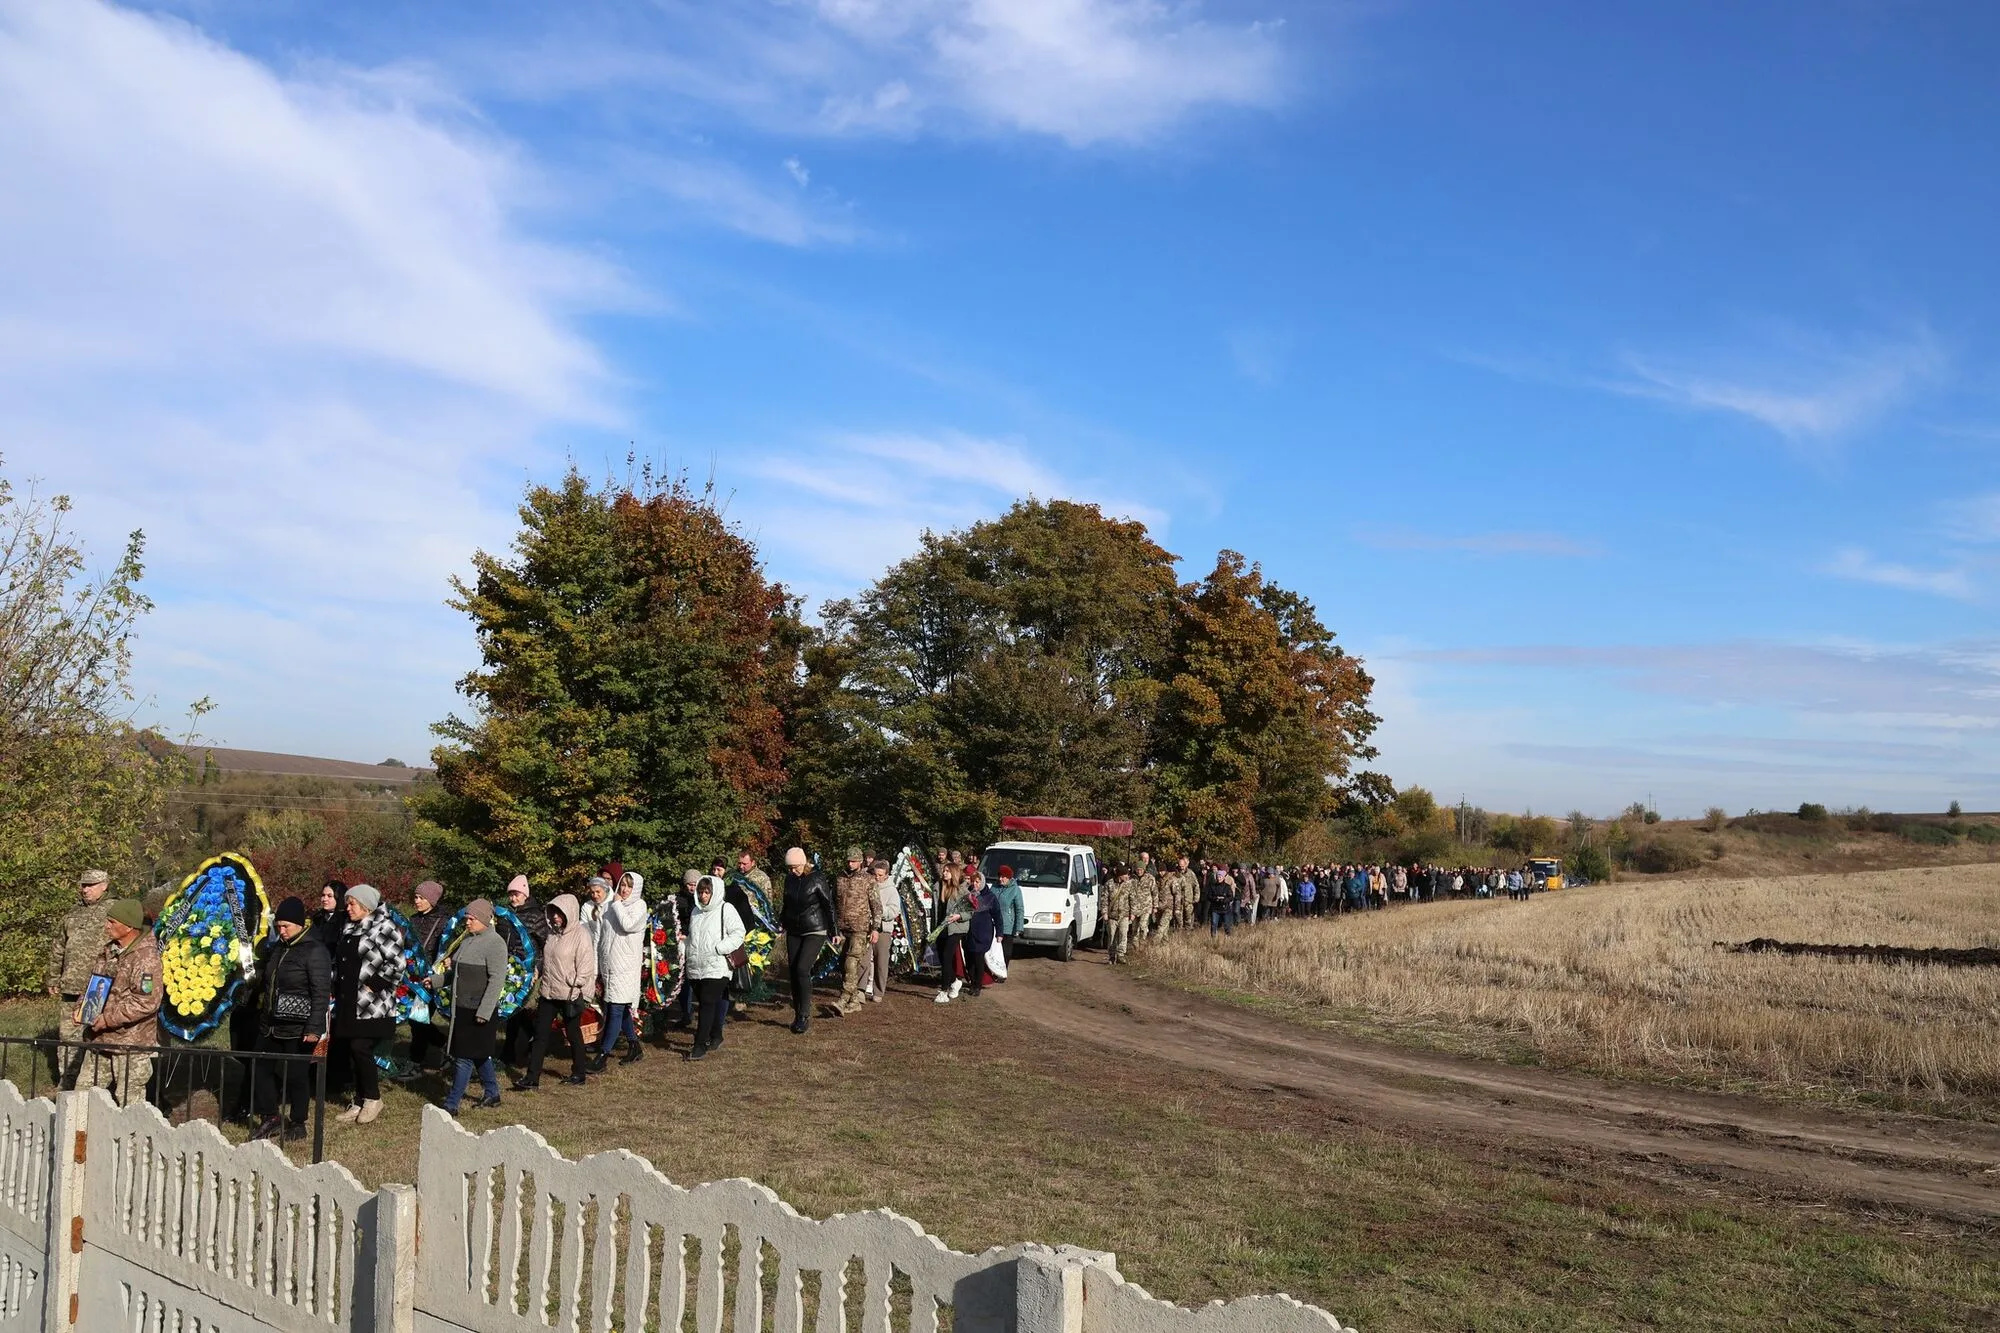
{"left": 619, "top": 1038, "right": 643, "bottom": 1065}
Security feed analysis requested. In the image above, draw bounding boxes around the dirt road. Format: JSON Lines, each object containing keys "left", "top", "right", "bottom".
{"left": 991, "top": 955, "right": 2000, "bottom": 1222}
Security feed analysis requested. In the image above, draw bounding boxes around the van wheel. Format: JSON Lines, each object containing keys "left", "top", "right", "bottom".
{"left": 1058, "top": 928, "right": 1075, "bottom": 963}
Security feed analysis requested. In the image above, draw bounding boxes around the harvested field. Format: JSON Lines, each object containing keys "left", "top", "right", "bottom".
{"left": 1147, "top": 865, "right": 2000, "bottom": 1112}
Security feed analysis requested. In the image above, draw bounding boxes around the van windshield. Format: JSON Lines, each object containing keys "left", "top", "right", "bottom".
{"left": 981, "top": 850, "right": 1070, "bottom": 889}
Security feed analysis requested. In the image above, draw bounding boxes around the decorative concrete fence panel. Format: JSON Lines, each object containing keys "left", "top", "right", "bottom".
{"left": 412, "top": 1107, "right": 1093, "bottom": 1333}
{"left": 0, "top": 1083, "right": 52, "bottom": 1333}
{"left": 0, "top": 1081, "right": 1357, "bottom": 1333}
{"left": 73, "top": 1090, "right": 415, "bottom": 1332}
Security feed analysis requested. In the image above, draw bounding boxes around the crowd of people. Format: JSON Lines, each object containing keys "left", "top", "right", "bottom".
{"left": 41, "top": 846, "right": 1554, "bottom": 1141}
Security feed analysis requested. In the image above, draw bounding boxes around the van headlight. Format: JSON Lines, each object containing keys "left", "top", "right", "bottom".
{"left": 1032, "top": 911, "right": 1062, "bottom": 924}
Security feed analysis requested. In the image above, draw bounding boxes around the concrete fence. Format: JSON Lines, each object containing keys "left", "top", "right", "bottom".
{"left": 0, "top": 1080, "right": 1357, "bottom": 1333}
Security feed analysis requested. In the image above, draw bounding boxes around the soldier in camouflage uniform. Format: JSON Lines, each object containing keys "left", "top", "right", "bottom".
{"left": 48, "top": 869, "right": 113, "bottom": 1086}
{"left": 834, "top": 847, "right": 881, "bottom": 1014}
{"left": 75, "top": 898, "right": 162, "bottom": 1107}
{"left": 1168, "top": 856, "right": 1200, "bottom": 931}
{"left": 1104, "top": 865, "right": 1135, "bottom": 964}
{"left": 1133, "top": 856, "right": 1159, "bottom": 944}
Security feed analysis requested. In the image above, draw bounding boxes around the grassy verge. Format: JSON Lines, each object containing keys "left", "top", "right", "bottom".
{"left": 5, "top": 986, "right": 1993, "bottom": 1330}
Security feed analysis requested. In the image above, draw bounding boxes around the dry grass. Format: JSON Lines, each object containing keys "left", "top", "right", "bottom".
{"left": 1148, "top": 865, "right": 2000, "bottom": 1112}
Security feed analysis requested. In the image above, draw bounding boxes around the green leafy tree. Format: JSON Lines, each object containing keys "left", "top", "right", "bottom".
{"left": 413, "top": 468, "right": 796, "bottom": 894}
{"left": 0, "top": 461, "right": 192, "bottom": 991}
{"left": 787, "top": 499, "right": 1180, "bottom": 851}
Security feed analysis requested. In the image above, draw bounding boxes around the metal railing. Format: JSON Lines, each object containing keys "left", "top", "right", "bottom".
{"left": 0, "top": 1034, "right": 328, "bottom": 1162}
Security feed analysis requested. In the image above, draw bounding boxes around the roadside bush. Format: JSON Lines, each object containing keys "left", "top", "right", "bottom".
{"left": 1966, "top": 824, "right": 2000, "bottom": 845}
{"left": 1901, "top": 823, "right": 1955, "bottom": 847}
{"left": 1701, "top": 806, "right": 1727, "bottom": 832}
{"left": 1626, "top": 834, "right": 1705, "bottom": 874}
{"left": 1797, "top": 802, "right": 1829, "bottom": 822}
{"left": 1568, "top": 841, "right": 1612, "bottom": 884}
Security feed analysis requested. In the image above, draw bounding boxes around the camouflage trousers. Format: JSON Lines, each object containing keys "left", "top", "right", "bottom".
{"left": 1106, "top": 918, "right": 1132, "bottom": 963}
{"left": 837, "top": 938, "right": 869, "bottom": 1012}
{"left": 74, "top": 1048, "right": 153, "bottom": 1108}
{"left": 1153, "top": 910, "right": 1173, "bottom": 943}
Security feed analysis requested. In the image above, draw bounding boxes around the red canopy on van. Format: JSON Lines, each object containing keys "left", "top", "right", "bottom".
{"left": 998, "top": 816, "right": 1134, "bottom": 838}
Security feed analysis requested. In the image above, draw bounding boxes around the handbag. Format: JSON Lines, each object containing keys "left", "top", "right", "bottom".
{"left": 725, "top": 945, "right": 749, "bottom": 971}
{"left": 271, "top": 990, "right": 315, "bottom": 1023}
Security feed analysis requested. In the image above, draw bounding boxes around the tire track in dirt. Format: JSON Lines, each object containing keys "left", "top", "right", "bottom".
{"left": 991, "top": 955, "right": 2000, "bottom": 1222}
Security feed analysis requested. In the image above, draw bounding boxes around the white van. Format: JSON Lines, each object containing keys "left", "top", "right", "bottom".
{"left": 978, "top": 841, "right": 1101, "bottom": 962}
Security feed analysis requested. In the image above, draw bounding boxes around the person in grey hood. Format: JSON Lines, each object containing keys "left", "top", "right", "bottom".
{"left": 684, "top": 876, "right": 746, "bottom": 1060}
{"left": 440, "top": 898, "right": 508, "bottom": 1114}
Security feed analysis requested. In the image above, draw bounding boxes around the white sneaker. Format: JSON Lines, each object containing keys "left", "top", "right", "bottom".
{"left": 933, "top": 990, "right": 953, "bottom": 1004}
{"left": 355, "top": 1099, "right": 384, "bottom": 1125}
{"left": 948, "top": 979, "right": 963, "bottom": 997}
{"left": 335, "top": 1103, "right": 362, "bottom": 1124}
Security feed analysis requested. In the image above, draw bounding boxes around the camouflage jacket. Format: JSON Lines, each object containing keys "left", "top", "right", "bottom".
{"left": 48, "top": 899, "right": 111, "bottom": 996}
{"left": 87, "top": 932, "right": 162, "bottom": 1049}
{"left": 1135, "top": 872, "right": 1160, "bottom": 917}
{"left": 835, "top": 872, "right": 880, "bottom": 935}
{"left": 1106, "top": 874, "right": 1135, "bottom": 920}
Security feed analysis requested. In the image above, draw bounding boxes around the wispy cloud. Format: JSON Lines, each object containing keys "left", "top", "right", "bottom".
{"left": 463, "top": 1, "right": 1291, "bottom": 148}
{"left": 1407, "top": 639, "right": 2000, "bottom": 725}
{"left": 1605, "top": 326, "right": 1943, "bottom": 442}
{"left": 1358, "top": 529, "right": 1602, "bottom": 558}
{"left": 616, "top": 150, "right": 860, "bottom": 246}
{"left": 1226, "top": 327, "right": 1286, "bottom": 387}
{"left": 1943, "top": 492, "right": 2000, "bottom": 544}
{"left": 1825, "top": 547, "right": 1975, "bottom": 600}
{"left": 740, "top": 429, "right": 1164, "bottom": 597}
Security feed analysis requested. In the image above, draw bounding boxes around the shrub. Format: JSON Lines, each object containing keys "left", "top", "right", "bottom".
{"left": 1797, "top": 802, "right": 1829, "bottom": 822}
{"left": 1643, "top": 809, "right": 1661, "bottom": 824}
{"left": 1901, "top": 824, "right": 1954, "bottom": 847}
{"left": 1627, "top": 834, "right": 1704, "bottom": 874}
{"left": 1966, "top": 824, "right": 2000, "bottom": 845}
{"left": 1568, "top": 841, "right": 1612, "bottom": 884}
{"left": 1948, "top": 799, "right": 1962, "bottom": 817}
{"left": 1701, "top": 806, "right": 1727, "bottom": 832}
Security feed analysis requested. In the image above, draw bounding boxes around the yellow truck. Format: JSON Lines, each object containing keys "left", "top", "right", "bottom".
{"left": 1527, "top": 857, "right": 1563, "bottom": 891}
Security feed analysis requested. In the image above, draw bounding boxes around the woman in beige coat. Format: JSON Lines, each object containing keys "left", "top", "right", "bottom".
{"left": 513, "top": 893, "right": 597, "bottom": 1090}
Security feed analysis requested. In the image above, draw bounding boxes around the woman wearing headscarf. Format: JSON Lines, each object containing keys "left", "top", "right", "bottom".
{"left": 330, "top": 884, "right": 404, "bottom": 1125}
{"left": 406, "top": 880, "right": 451, "bottom": 1073}
{"left": 513, "top": 893, "right": 596, "bottom": 1090}
{"left": 683, "top": 875, "right": 745, "bottom": 1060}
{"left": 592, "top": 870, "right": 648, "bottom": 1069}
{"left": 439, "top": 898, "right": 508, "bottom": 1114}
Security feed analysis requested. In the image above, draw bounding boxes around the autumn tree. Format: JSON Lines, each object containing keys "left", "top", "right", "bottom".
{"left": 413, "top": 468, "right": 796, "bottom": 894}
{"left": 0, "top": 459, "right": 191, "bottom": 991}
{"left": 1149, "top": 552, "right": 1378, "bottom": 857}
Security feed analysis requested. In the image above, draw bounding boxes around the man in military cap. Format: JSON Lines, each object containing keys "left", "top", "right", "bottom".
{"left": 1104, "top": 864, "right": 1135, "bottom": 963}
{"left": 1166, "top": 855, "right": 1200, "bottom": 933}
{"left": 48, "top": 869, "right": 113, "bottom": 1086}
{"left": 1134, "top": 854, "right": 1160, "bottom": 945}
{"left": 75, "top": 898, "right": 162, "bottom": 1107}
{"left": 833, "top": 846, "right": 880, "bottom": 1014}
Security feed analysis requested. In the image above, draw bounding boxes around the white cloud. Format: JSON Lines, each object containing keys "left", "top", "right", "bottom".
{"left": 472, "top": 0, "right": 1290, "bottom": 148}
{"left": 739, "top": 430, "right": 1165, "bottom": 600}
{"left": 0, "top": 0, "right": 621, "bottom": 412}
{"left": 1825, "top": 547, "right": 1975, "bottom": 600}
{"left": 1605, "top": 327, "right": 1942, "bottom": 443}
{"left": 1943, "top": 492, "right": 2000, "bottom": 544}
{"left": 784, "top": 155, "right": 812, "bottom": 186}
{"left": 619, "top": 150, "right": 858, "bottom": 246}
{"left": 0, "top": 0, "right": 628, "bottom": 759}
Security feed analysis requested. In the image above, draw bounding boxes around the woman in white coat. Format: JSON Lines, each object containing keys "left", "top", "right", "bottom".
{"left": 684, "top": 875, "right": 745, "bottom": 1061}
{"left": 591, "top": 871, "right": 650, "bottom": 1069}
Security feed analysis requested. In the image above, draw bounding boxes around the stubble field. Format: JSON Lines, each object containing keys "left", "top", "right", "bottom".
{"left": 1147, "top": 865, "right": 2000, "bottom": 1113}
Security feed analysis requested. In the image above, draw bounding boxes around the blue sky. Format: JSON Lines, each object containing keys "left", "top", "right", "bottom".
{"left": 2, "top": 0, "right": 1995, "bottom": 816}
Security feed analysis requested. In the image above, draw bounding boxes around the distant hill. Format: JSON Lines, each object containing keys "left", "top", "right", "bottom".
{"left": 180, "top": 746, "right": 432, "bottom": 785}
